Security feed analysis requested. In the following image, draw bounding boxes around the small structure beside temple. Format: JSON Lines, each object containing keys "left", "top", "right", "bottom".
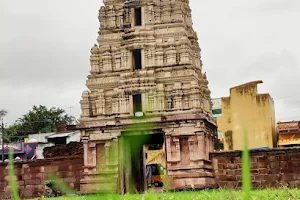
{"left": 216, "top": 80, "right": 276, "bottom": 150}
{"left": 77, "top": 0, "right": 217, "bottom": 194}
{"left": 277, "top": 121, "right": 300, "bottom": 147}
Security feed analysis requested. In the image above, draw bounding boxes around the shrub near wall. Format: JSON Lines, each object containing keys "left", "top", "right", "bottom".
{"left": 210, "top": 148, "right": 300, "bottom": 189}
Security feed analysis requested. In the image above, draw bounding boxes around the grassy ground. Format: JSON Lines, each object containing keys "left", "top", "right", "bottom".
{"left": 34, "top": 189, "right": 300, "bottom": 200}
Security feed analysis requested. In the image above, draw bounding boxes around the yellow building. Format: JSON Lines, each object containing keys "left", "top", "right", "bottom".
{"left": 217, "top": 80, "right": 276, "bottom": 150}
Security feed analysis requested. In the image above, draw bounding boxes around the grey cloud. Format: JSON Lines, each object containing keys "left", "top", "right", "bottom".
{"left": 241, "top": 50, "right": 298, "bottom": 78}
{"left": 1, "top": 0, "right": 300, "bottom": 124}
{"left": 257, "top": 0, "right": 300, "bottom": 12}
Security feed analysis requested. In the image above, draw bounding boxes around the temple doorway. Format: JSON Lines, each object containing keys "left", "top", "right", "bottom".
{"left": 120, "top": 130, "right": 165, "bottom": 193}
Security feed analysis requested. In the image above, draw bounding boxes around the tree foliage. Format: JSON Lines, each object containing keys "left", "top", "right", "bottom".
{"left": 6, "top": 105, "right": 76, "bottom": 140}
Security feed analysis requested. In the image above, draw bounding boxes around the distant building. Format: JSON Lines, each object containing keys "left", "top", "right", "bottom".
{"left": 0, "top": 142, "right": 38, "bottom": 161}
{"left": 45, "top": 130, "right": 80, "bottom": 145}
{"left": 216, "top": 80, "right": 276, "bottom": 150}
{"left": 27, "top": 132, "right": 55, "bottom": 159}
{"left": 27, "top": 124, "right": 80, "bottom": 159}
{"left": 212, "top": 98, "right": 224, "bottom": 145}
{"left": 277, "top": 121, "right": 300, "bottom": 147}
{"left": 212, "top": 98, "right": 222, "bottom": 118}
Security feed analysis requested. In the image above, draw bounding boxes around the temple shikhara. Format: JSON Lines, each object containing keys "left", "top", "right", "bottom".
{"left": 78, "top": 0, "right": 217, "bottom": 194}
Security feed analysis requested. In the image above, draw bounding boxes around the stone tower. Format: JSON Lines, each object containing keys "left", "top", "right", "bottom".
{"left": 78, "top": 0, "right": 217, "bottom": 194}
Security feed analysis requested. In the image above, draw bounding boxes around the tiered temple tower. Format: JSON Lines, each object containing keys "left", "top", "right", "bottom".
{"left": 78, "top": 0, "right": 217, "bottom": 194}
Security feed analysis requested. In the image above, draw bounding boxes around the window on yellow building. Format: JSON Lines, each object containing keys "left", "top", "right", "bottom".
{"left": 213, "top": 109, "right": 222, "bottom": 115}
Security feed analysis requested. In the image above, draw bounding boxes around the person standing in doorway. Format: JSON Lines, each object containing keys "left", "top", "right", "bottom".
{"left": 146, "top": 165, "right": 152, "bottom": 187}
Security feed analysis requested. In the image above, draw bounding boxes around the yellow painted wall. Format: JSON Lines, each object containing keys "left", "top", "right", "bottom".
{"left": 217, "top": 81, "right": 276, "bottom": 150}
{"left": 278, "top": 132, "right": 300, "bottom": 146}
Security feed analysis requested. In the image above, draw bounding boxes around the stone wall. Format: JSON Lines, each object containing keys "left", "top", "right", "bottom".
{"left": 0, "top": 144, "right": 83, "bottom": 199}
{"left": 43, "top": 142, "right": 83, "bottom": 158}
{"left": 210, "top": 148, "right": 300, "bottom": 188}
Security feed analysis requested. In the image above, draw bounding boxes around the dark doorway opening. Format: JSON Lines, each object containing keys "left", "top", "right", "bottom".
{"left": 133, "top": 94, "right": 142, "bottom": 114}
{"left": 134, "top": 7, "right": 142, "bottom": 26}
{"left": 132, "top": 49, "right": 142, "bottom": 70}
{"left": 122, "top": 131, "right": 165, "bottom": 193}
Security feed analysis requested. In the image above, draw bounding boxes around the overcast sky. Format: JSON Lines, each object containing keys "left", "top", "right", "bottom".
{"left": 0, "top": 0, "right": 299, "bottom": 125}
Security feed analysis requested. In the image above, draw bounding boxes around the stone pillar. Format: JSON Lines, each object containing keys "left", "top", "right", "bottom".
{"left": 165, "top": 128, "right": 180, "bottom": 163}
{"left": 115, "top": 7, "right": 122, "bottom": 29}
{"left": 183, "top": 93, "right": 190, "bottom": 109}
{"left": 173, "top": 82, "right": 183, "bottom": 110}
{"left": 162, "top": 7, "right": 171, "bottom": 23}
{"left": 147, "top": 91, "right": 154, "bottom": 111}
{"left": 154, "top": 5, "right": 161, "bottom": 24}
{"left": 96, "top": 89, "right": 105, "bottom": 115}
{"left": 205, "top": 134, "right": 210, "bottom": 160}
{"left": 129, "top": 95, "right": 133, "bottom": 115}
{"left": 111, "top": 89, "right": 119, "bottom": 114}
{"left": 155, "top": 40, "right": 164, "bottom": 66}
{"left": 83, "top": 142, "right": 88, "bottom": 166}
{"left": 173, "top": 4, "right": 182, "bottom": 22}
{"left": 141, "top": 6, "right": 145, "bottom": 26}
{"left": 196, "top": 132, "right": 205, "bottom": 160}
{"left": 125, "top": 95, "right": 129, "bottom": 113}
{"left": 141, "top": 48, "right": 145, "bottom": 69}
{"left": 121, "top": 48, "right": 128, "bottom": 69}
{"left": 102, "top": 46, "right": 112, "bottom": 72}
{"left": 105, "top": 97, "right": 112, "bottom": 114}
{"left": 99, "top": 7, "right": 106, "bottom": 29}
{"left": 113, "top": 47, "right": 121, "bottom": 71}
{"left": 112, "top": 138, "right": 118, "bottom": 165}
{"left": 156, "top": 84, "right": 165, "bottom": 111}
{"left": 190, "top": 81, "right": 200, "bottom": 109}
{"left": 130, "top": 8, "right": 135, "bottom": 27}
{"left": 90, "top": 45, "right": 100, "bottom": 74}
{"left": 188, "top": 136, "right": 195, "bottom": 161}
{"left": 166, "top": 135, "right": 172, "bottom": 162}
{"left": 166, "top": 45, "right": 177, "bottom": 65}
{"left": 90, "top": 142, "right": 97, "bottom": 167}
{"left": 80, "top": 91, "right": 91, "bottom": 118}
{"left": 209, "top": 134, "right": 214, "bottom": 153}
{"left": 179, "top": 38, "right": 190, "bottom": 65}
{"left": 173, "top": 137, "right": 181, "bottom": 161}
{"left": 150, "top": 46, "right": 155, "bottom": 67}
{"left": 104, "top": 141, "right": 111, "bottom": 165}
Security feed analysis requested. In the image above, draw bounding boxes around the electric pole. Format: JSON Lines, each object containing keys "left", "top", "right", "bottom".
{"left": 68, "top": 106, "right": 73, "bottom": 116}
{"left": 1, "top": 118, "right": 4, "bottom": 162}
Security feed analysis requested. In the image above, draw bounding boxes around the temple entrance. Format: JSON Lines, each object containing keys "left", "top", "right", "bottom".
{"left": 120, "top": 130, "right": 165, "bottom": 193}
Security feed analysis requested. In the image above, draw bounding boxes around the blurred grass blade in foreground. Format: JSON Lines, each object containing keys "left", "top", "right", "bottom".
{"left": 242, "top": 128, "right": 251, "bottom": 200}
{"left": 9, "top": 147, "right": 20, "bottom": 200}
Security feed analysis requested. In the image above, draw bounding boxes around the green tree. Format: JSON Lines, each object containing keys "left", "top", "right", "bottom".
{"left": 6, "top": 105, "right": 76, "bottom": 140}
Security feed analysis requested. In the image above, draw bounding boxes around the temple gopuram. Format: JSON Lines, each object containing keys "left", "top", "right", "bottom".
{"left": 78, "top": 0, "right": 217, "bottom": 194}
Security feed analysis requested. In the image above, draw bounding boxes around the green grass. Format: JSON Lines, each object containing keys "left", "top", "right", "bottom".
{"left": 31, "top": 189, "right": 300, "bottom": 200}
